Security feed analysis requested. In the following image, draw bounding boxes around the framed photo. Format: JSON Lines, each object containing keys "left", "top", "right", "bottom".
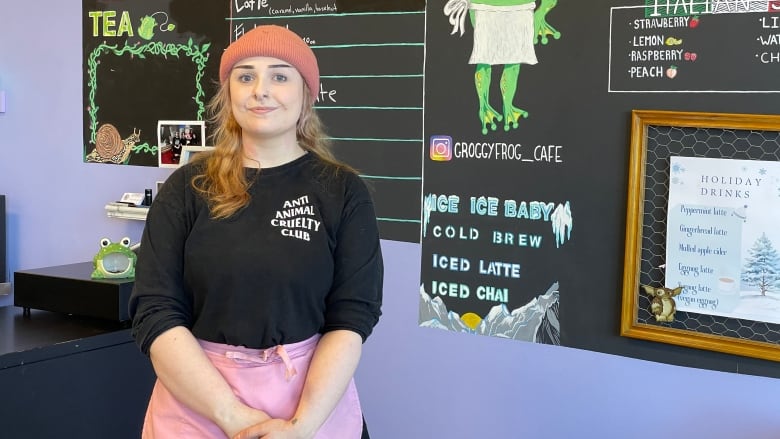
{"left": 621, "top": 110, "right": 780, "bottom": 362}
{"left": 180, "top": 145, "right": 214, "bottom": 165}
{"left": 157, "top": 120, "right": 206, "bottom": 168}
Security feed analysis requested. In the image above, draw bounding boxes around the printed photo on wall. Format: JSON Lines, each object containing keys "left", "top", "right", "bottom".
{"left": 157, "top": 120, "right": 206, "bottom": 168}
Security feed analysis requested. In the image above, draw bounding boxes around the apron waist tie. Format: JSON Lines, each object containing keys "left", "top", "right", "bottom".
{"left": 225, "top": 345, "right": 298, "bottom": 381}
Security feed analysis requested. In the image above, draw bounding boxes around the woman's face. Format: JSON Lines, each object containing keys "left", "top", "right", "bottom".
{"left": 229, "top": 56, "right": 305, "bottom": 144}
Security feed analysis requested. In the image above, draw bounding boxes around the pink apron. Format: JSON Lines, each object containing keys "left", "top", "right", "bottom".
{"left": 142, "top": 334, "right": 363, "bottom": 438}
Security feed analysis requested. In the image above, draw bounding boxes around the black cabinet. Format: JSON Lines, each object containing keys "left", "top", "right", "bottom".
{"left": 0, "top": 306, "right": 155, "bottom": 437}
{"left": 14, "top": 262, "right": 133, "bottom": 322}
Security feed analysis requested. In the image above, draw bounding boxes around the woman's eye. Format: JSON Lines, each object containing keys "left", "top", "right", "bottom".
{"left": 238, "top": 74, "right": 254, "bottom": 82}
{"left": 273, "top": 74, "right": 288, "bottom": 82}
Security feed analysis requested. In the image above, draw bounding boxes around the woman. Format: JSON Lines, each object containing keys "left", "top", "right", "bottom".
{"left": 129, "top": 25, "right": 383, "bottom": 439}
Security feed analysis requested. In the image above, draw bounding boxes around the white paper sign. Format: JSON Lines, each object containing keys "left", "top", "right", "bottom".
{"left": 666, "top": 156, "right": 780, "bottom": 323}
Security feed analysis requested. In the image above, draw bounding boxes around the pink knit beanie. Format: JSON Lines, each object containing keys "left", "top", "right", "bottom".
{"left": 219, "top": 25, "right": 319, "bottom": 100}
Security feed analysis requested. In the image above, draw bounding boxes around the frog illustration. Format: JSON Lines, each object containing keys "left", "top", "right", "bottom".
{"left": 444, "top": 0, "right": 561, "bottom": 134}
{"left": 91, "top": 237, "right": 137, "bottom": 279}
{"left": 138, "top": 12, "right": 176, "bottom": 41}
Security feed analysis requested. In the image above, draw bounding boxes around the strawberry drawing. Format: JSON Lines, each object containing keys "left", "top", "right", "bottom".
{"left": 690, "top": 16, "right": 700, "bottom": 28}
{"left": 684, "top": 52, "right": 691, "bottom": 60}
{"left": 666, "top": 65, "right": 678, "bottom": 79}
{"left": 689, "top": 53, "right": 697, "bottom": 61}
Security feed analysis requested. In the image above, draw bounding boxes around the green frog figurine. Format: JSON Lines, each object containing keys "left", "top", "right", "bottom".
{"left": 91, "top": 237, "right": 137, "bottom": 279}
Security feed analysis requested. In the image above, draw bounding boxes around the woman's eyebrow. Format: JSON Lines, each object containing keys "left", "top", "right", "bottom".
{"left": 233, "top": 63, "right": 293, "bottom": 70}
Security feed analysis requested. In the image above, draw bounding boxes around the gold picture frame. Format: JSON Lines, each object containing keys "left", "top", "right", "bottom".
{"left": 621, "top": 110, "right": 780, "bottom": 362}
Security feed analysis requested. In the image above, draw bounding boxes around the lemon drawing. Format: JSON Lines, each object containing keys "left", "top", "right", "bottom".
{"left": 461, "top": 312, "right": 483, "bottom": 330}
{"left": 664, "top": 37, "right": 683, "bottom": 46}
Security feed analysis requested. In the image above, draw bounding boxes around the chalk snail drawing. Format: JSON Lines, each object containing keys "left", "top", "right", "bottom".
{"left": 86, "top": 123, "right": 140, "bottom": 164}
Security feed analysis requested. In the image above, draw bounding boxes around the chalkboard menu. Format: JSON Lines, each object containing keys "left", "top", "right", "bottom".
{"left": 226, "top": 1, "right": 425, "bottom": 242}
{"left": 81, "top": 0, "right": 424, "bottom": 243}
{"left": 610, "top": 3, "right": 780, "bottom": 92}
{"left": 420, "top": 0, "right": 569, "bottom": 342}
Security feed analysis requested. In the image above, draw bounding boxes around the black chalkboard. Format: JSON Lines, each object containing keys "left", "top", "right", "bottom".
{"left": 81, "top": 0, "right": 780, "bottom": 376}
{"left": 81, "top": 0, "right": 424, "bottom": 243}
{"left": 225, "top": 2, "right": 425, "bottom": 242}
{"left": 82, "top": 0, "right": 226, "bottom": 167}
{"left": 420, "top": 0, "right": 780, "bottom": 378}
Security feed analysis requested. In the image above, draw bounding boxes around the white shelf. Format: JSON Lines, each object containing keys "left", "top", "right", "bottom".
{"left": 105, "top": 203, "right": 149, "bottom": 221}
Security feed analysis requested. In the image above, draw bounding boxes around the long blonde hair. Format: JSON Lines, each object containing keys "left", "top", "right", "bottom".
{"left": 192, "top": 81, "right": 355, "bottom": 219}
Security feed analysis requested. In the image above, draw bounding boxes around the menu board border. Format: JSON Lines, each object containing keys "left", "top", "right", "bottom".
{"left": 620, "top": 109, "right": 780, "bottom": 362}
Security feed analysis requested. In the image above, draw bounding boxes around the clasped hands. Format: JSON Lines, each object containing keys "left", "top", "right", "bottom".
{"left": 232, "top": 417, "right": 306, "bottom": 439}
{"left": 225, "top": 406, "right": 312, "bottom": 439}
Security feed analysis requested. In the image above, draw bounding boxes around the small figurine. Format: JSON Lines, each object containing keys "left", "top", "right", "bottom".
{"left": 642, "top": 285, "right": 683, "bottom": 323}
{"left": 91, "top": 237, "right": 137, "bottom": 279}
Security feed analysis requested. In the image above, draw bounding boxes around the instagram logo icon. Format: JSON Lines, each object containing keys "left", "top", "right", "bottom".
{"left": 430, "top": 135, "right": 452, "bottom": 161}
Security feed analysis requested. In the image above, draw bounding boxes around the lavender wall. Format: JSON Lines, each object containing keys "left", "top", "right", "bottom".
{"left": 359, "top": 241, "right": 780, "bottom": 438}
{"left": 0, "top": 5, "right": 172, "bottom": 285}
{"left": 1, "top": 3, "right": 780, "bottom": 438}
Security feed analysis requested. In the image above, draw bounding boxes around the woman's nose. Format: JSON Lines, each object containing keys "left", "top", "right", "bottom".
{"left": 253, "top": 78, "right": 269, "bottom": 99}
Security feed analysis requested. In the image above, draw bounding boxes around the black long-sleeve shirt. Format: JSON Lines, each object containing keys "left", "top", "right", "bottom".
{"left": 129, "top": 153, "right": 383, "bottom": 355}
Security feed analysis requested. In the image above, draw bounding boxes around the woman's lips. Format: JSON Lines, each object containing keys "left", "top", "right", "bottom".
{"left": 249, "top": 106, "right": 275, "bottom": 114}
